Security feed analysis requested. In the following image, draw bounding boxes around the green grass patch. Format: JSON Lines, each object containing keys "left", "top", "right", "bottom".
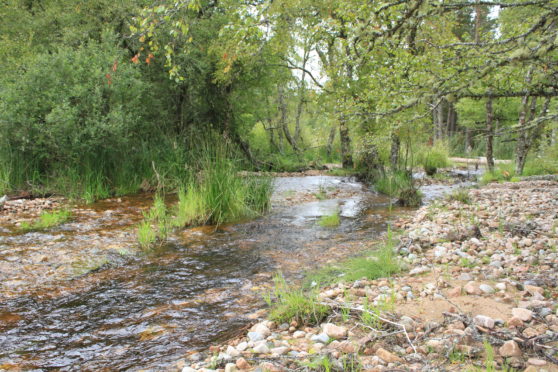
{"left": 20, "top": 209, "right": 72, "bottom": 232}
{"left": 264, "top": 274, "right": 329, "bottom": 325}
{"left": 318, "top": 212, "right": 340, "bottom": 227}
{"left": 306, "top": 231, "right": 400, "bottom": 287}
{"left": 417, "top": 142, "right": 450, "bottom": 175}
{"left": 447, "top": 188, "right": 471, "bottom": 204}
{"left": 375, "top": 171, "right": 422, "bottom": 207}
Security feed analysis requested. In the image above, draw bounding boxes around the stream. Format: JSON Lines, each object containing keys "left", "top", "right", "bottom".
{"left": 0, "top": 175, "right": 471, "bottom": 371}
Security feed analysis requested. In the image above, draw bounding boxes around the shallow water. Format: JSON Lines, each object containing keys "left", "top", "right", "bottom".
{"left": 0, "top": 176, "right": 459, "bottom": 371}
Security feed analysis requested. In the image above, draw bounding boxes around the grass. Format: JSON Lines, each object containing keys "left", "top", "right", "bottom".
{"left": 137, "top": 146, "right": 273, "bottom": 250}
{"left": 418, "top": 142, "right": 451, "bottom": 175}
{"left": 264, "top": 274, "right": 330, "bottom": 325}
{"left": 306, "top": 228, "right": 400, "bottom": 287}
{"left": 375, "top": 171, "right": 423, "bottom": 207}
{"left": 447, "top": 188, "right": 471, "bottom": 204}
{"left": 20, "top": 209, "right": 72, "bottom": 232}
{"left": 318, "top": 211, "right": 340, "bottom": 228}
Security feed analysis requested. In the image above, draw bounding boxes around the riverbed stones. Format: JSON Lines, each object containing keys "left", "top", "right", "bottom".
{"left": 184, "top": 180, "right": 558, "bottom": 372}
{"left": 473, "top": 315, "right": 495, "bottom": 329}
{"left": 512, "top": 308, "right": 534, "bottom": 321}
{"left": 322, "top": 323, "right": 347, "bottom": 339}
{"left": 499, "top": 340, "right": 522, "bottom": 357}
{"left": 376, "top": 347, "right": 402, "bottom": 363}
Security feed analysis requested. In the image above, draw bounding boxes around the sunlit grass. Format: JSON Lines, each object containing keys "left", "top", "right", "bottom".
{"left": 20, "top": 209, "right": 72, "bottom": 232}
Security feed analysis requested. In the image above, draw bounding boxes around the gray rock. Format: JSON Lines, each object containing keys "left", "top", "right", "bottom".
{"left": 479, "top": 284, "right": 495, "bottom": 294}
{"left": 473, "top": 315, "right": 495, "bottom": 329}
{"left": 248, "top": 331, "right": 265, "bottom": 342}
{"left": 311, "top": 333, "right": 330, "bottom": 344}
{"left": 253, "top": 342, "right": 270, "bottom": 354}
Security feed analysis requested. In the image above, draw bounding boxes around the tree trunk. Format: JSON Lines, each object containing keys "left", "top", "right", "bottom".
{"left": 339, "top": 115, "right": 353, "bottom": 168}
{"left": 326, "top": 123, "right": 337, "bottom": 159}
{"left": 390, "top": 132, "right": 400, "bottom": 170}
{"left": 278, "top": 86, "right": 300, "bottom": 154}
{"left": 485, "top": 93, "right": 495, "bottom": 172}
{"left": 515, "top": 68, "right": 534, "bottom": 175}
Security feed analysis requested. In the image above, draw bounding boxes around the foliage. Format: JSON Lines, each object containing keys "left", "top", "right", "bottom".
{"left": 375, "top": 171, "right": 422, "bottom": 207}
{"left": 418, "top": 143, "right": 451, "bottom": 176}
{"left": 318, "top": 212, "right": 340, "bottom": 228}
{"left": 20, "top": 209, "right": 72, "bottom": 232}
{"left": 265, "top": 274, "right": 329, "bottom": 325}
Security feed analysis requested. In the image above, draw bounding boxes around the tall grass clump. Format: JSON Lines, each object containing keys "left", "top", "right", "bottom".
{"left": 375, "top": 171, "right": 422, "bottom": 207}
{"left": 318, "top": 211, "right": 341, "bottom": 228}
{"left": 136, "top": 194, "right": 170, "bottom": 250}
{"left": 20, "top": 209, "right": 72, "bottom": 232}
{"left": 480, "top": 163, "right": 516, "bottom": 184}
{"left": 417, "top": 142, "right": 450, "bottom": 175}
{"left": 173, "top": 143, "right": 273, "bottom": 227}
{"left": 264, "top": 274, "right": 329, "bottom": 325}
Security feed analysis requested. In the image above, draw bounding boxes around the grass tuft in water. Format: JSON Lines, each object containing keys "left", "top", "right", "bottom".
{"left": 318, "top": 212, "right": 340, "bottom": 228}
{"left": 20, "top": 209, "right": 72, "bottom": 232}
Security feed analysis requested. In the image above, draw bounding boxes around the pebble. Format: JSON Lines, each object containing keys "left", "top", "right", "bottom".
{"left": 512, "top": 308, "right": 534, "bottom": 322}
{"left": 253, "top": 342, "right": 270, "bottom": 354}
{"left": 479, "top": 284, "right": 495, "bottom": 294}
{"left": 247, "top": 332, "right": 265, "bottom": 342}
{"left": 499, "top": 340, "right": 522, "bottom": 357}
{"left": 376, "top": 347, "right": 402, "bottom": 363}
{"left": 322, "top": 323, "right": 347, "bottom": 339}
{"left": 473, "top": 315, "right": 495, "bottom": 329}
{"left": 311, "top": 333, "right": 330, "bottom": 344}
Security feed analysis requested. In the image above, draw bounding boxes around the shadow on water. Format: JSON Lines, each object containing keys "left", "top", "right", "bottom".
{"left": 0, "top": 175, "right": 463, "bottom": 371}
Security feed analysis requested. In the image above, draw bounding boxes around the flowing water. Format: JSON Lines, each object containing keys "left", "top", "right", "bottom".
{"left": 0, "top": 175, "right": 466, "bottom": 371}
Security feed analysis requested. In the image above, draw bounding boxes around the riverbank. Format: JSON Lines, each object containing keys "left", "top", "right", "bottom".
{"left": 179, "top": 179, "right": 558, "bottom": 372}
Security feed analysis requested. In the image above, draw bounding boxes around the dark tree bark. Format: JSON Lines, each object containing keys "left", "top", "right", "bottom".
{"left": 326, "top": 123, "right": 337, "bottom": 159}
{"left": 485, "top": 92, "right": 495, "bottom": 172}
{"left": 277, "top": 86, "right": 300, "bottom": 154}
{"left": 390, "top": 132, "right": 401, "bottom": 170}
{"left": 339, "top": 115, "right": 353, "bottom": 168}
{"left": 515, "top": 68, "right": 534, "bottom": 175}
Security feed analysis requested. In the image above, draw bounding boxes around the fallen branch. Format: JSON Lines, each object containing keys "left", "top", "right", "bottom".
{"left": 319, "top": 300, "right": 418, "bottom": 354}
